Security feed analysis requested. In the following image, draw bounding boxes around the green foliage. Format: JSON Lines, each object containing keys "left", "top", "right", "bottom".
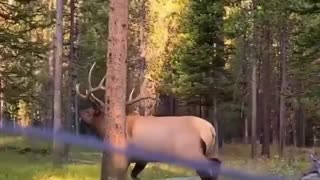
{"left": 167, "top": 0, "right": 230, "bottom": 104}
{"left": 223, "top": 0, "right": 320, "bottom": 128}
{"left": 0, "top": 0, "right": 53, "bottom": 111}
{"left": 289, "top": 0, "right": 320, "bottom": 121}
{"left": 146, "top": 0, "right": 188, "bottom": 83}
{"left": 77, "top": 0, "right": 109, "bottom": 84}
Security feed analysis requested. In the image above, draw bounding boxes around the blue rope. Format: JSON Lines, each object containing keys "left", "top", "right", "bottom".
{"left": 0, "top": 125, "right": 290, "bottom": 180}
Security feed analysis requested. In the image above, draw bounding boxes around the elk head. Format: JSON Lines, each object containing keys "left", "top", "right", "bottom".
{"left": 76, "top": 62, "right": 156, "bottom": 126}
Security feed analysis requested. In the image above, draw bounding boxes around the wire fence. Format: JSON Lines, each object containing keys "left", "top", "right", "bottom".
{"left": 0, "top": 124, "right": 301, "bottom": 180}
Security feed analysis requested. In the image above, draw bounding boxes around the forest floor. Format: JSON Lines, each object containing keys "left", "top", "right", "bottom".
{"left": 0, "top": 135, "right": 315, "bottom": 180}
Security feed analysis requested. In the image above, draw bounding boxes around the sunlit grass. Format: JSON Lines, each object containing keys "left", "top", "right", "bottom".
{"left": 0, "top": 135, "right": 25, "bottom": 145}
{"left": 0, "top": 135, "right": 192, "bottom": 180}
{"left": 0, "top": 135, "right": 315, "bottom": 179}
{"left": 219, "top": 143, "right": 312, "bottom": 177}
{"left": 0, "top": 151, "right": 192, "bottom": 180}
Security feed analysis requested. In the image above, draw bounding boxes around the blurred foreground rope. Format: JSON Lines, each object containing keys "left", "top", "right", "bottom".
{"left": 0, "top": 125, "right": 292, "bottom": 180}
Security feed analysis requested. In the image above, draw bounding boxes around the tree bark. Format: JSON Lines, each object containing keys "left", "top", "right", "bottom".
{"left": 271, "top": 63, "right": 280, "bottom": 146}
{"left": 279, "top": 21, "right": 288, "bottom": 157}
{"left": 0, "top": 74, "right": 4, "bottom": 128}
{"left": 45, "top": 35, "right": 55, "bottom": 129}
{"left": 64, "top": 0, "right": 77, "bottom": 160}
{"left": 270, "top": 39, "right": 280, "bottom": 145}
{"left": 251, "top": 53, "right": 258, "bottom": 159}
{"left": 242, "top": 32, "right": 249, "bottom": 144}
{"left": 100, "top": 0, "right": 129, "bottom": 179}
{"left": 74, "top": 0, "right": 80, "bottom": 135}
{"left": 52, "top": 0, "right": 64, "bottom": 167}
{"left": 241, "top": 98, "right": 249, "bottom": 144}
{"left": 138, "top": 0, "right": 147, "bottom": 116}
{"left": 296, "top": 81, "right": 305, "bottom": 147}
{"left": 250, "top": 0, "right": 258, "bottom": 159}
{"left": 261, "top": 23, "right": 272, "bottom": 158}
{"left": 170, "top": 95, "right": 176, "bottom": 116}
{"left": 213, "top": 97, "right": 219, "bottom": 156}
{"left": 256, "top": 19, "right": 264, "bottom": 146}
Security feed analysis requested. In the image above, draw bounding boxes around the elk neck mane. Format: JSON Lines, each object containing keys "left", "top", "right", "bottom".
{"left": 90, "top": 108, "right": 143, "bottom": 138}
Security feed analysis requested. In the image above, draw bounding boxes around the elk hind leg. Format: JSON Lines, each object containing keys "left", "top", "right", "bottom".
{"left": 197, "top": 139, "right": 222, "bottom": 180}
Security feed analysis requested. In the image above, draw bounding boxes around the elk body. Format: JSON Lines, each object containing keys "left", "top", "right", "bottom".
{"left": 76, "top": 63, "right": 221, "bottom": 180}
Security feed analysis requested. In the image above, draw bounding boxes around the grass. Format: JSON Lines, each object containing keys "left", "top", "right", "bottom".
{"left": 0, "top": 134, "right": 316, "bottom": 180}
{"left": 0, "top": 135, "right": 193, "bottom": 180}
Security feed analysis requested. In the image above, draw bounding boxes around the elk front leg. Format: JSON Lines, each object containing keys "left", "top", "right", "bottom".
{"left": 131, "top": 161, "right": 147, "bottom": 180}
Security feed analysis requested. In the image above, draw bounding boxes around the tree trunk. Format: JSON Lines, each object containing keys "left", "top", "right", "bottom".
{"left": 251, "top": 56, "right": 258, "bottom": 159}
{"left": 245, "top": 35, "right": 252, "bottom": 145}
{"left": 296, "top": 81, "right": 305, "bottom": 147}
{"left": 64, "top": 0, "right": 77, "bottom": 160}
{"left": 138, "top": 0, "right": 147, "bottom": 116}
{"left": 0, "top": 74, "right": 4, "bottom": 128}
{"left": 45, "top": 35, "right": 55, "bottom": 130}
{"left": 170, "top": 95, "right": 176, "bottom": 116}
{"left": 257, "top": 82, "right": 262, "bottom": 145}
{"left": 272, "top": 74, "right": 280, "bottom": 146}
{"left": 52, "top": 0, "right": 64, "bottom": 167}
{"left": 279, "top": 22, "right": 288, "bottom": 157}
{"left": 250, "top": 0, "right": 258, "bottom": 159}
{"left": 213, "top": 97, "right": 219, "bottom": 156}
{"left": 100, "top": 0, "right": 129, "bottom": 179}
{"left": 197, "top": 97, "right": 201, "bottom": 118}
{"left": 271, "top": 40, "right": 280, "bottom": 146}
{"left": 74, "top": 0, "right": 80, "bottom": 135}
{"left": 241, "top": 99, "right": 249, "bottom": 144}
{"left": 210, "top": 0, "right": 224, "bottom": 151}
{"left": 74, "top": 93, "right": 79, "bottom": 136}
{"left": 241, "top": 32, "right": 249, "bottom": 144}
{"left": 261, "top": 23, "right": 272, "bottom": 158}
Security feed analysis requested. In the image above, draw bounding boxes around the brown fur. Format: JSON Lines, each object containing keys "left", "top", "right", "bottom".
{"left": 126, "top": 111, "right": 139, "bottom": 138}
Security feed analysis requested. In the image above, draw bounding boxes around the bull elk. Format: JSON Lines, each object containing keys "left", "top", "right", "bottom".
{"left": 76, "top": 62, "right": 221, "bottom": 180}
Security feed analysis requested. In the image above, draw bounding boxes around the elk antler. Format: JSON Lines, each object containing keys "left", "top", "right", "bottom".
{"left": 75, "top": 62, "right": 106, "bottom": 107}
{"left": 126, "top": 87, "right": 157, "bottom": 105}
{"left": 128, "top": 88, "right": 135, "bottom": 102}
{"left": 76, "top": 62, "right": 157, "bottom": 107}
